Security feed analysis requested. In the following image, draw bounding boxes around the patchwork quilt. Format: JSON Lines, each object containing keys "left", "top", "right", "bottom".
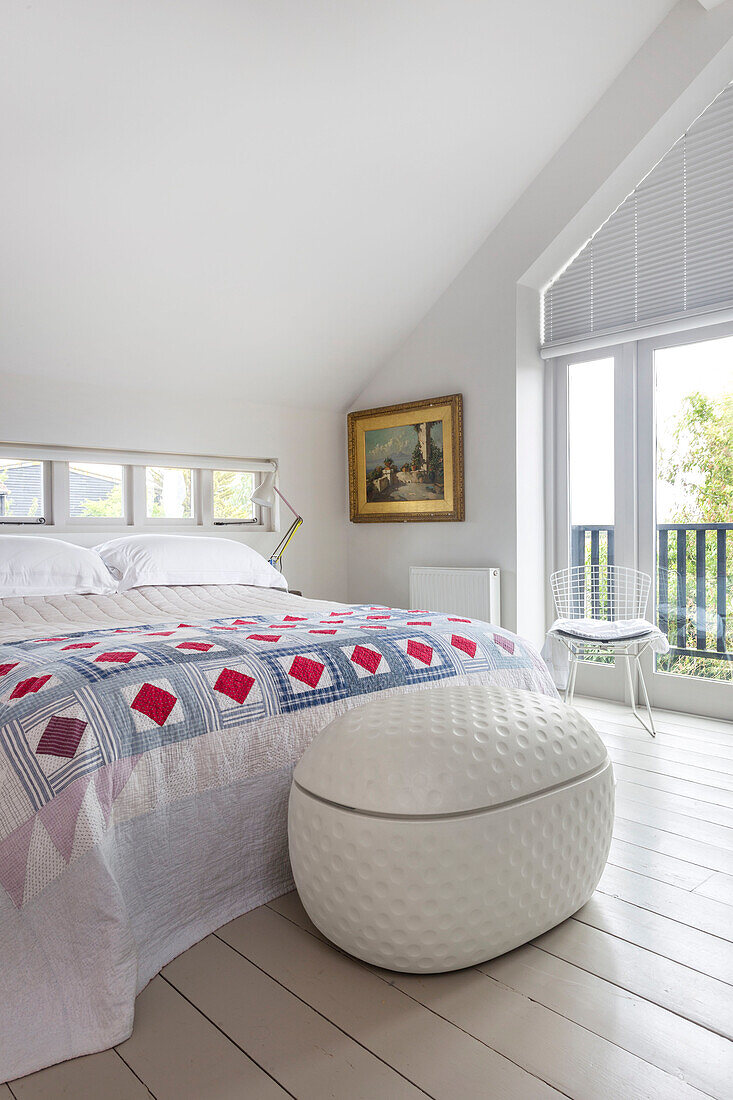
{"left": 0, "top": 604, "right": 555, "bottom": 911}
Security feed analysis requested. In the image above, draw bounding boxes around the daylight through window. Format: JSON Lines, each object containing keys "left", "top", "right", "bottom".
{"left": 213, "top": 470, "right": 256, "bottom": 521}
{"left": 69, "top": 463, "right": 124, "bottom": 518}
{"left": 145, "top": 467, "right": 194, "bottom": 519}
{"left": 0, "top": 458, "right": 45, "bottom": 521}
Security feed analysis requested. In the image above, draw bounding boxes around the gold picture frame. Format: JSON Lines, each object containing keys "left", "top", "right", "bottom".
{"left": 348, "top": 393, "right": 464, "bottom": 523}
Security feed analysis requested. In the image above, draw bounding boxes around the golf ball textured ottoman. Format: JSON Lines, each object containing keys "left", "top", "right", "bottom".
{"left": 288, "top": 684, "right": 614, "bottom": 972}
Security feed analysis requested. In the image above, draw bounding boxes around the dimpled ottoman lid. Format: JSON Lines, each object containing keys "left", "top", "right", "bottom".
{"left": 293, "top": 683, "right": 608, "bottom": 816}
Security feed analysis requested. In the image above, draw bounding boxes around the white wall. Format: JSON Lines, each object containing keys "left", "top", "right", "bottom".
{"left": 346, "top": 0, "right": 733, "bottom": 645}
{"left": 0, "top": 370, "right": 347, "bottom": 603}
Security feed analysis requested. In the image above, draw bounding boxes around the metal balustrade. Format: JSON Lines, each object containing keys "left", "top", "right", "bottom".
{"left": 657, "top": 523, "right": 732, "bottom": 663}
{"left": 570, "top": 526, "right": 615, "bottom": 621}
{"left": 570, "top": 523, "right": 732, "bottom": 663}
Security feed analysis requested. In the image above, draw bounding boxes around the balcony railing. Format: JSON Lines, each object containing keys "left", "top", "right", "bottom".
{"left": 570, "top": 526, "right": 615, "bottom": 620}
{"left": 570, "top": 523, "right": 732, "bottom": 664}
{"left": 657, "top": 523, "right": 732, "bottom": 664}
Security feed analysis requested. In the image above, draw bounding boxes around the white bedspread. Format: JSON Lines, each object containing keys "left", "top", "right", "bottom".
{"left": 0, "top": 585, "right": 556, "bottom": 1082}
{"left": 0, "top": 583, "right": 340, "bottom": 641}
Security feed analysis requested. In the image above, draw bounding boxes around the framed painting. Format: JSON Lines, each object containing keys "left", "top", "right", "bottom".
{"left": 348, "top": 393, "right": 464, "bottom": 522}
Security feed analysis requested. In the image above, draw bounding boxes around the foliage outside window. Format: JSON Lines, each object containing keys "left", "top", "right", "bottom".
{"left": 70, "top": 463, "right": 124, "bottom": 518}
{"left": 146, "top": 467, "right": 193, "bottom": 519}
{"left": 213, "top": 470, "right": 256, "bottom": 521}
{"left": 657, "top": 386, "right": 733, "bottom": 681}
{"left": 0, "top": 459, "right": 44, "bottom": 519}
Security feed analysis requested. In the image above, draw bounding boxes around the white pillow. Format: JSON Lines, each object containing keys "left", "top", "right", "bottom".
{"left": 95, "top": 534, "right": 287, "bottom": 593}
{"left": 0, "top": 536, "right": 117, "bottom": 597}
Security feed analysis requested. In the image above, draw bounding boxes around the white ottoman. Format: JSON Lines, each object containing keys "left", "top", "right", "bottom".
{"left": 288, "top": 684, "right": 614, "bottom": 972}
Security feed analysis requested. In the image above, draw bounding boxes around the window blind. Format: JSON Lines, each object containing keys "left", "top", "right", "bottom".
{"left": 542, "top": 83, "right": 733, "bottom": 350}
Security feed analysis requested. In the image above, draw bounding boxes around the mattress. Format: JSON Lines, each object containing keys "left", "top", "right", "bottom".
{"left": 0, "top": 583, "right": 341, "bottom": 642}
{"left": 0, "top": 584, "right": 556, "bottom": 1081}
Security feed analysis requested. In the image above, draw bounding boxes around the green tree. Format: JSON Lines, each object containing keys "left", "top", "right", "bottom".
{"left": 213, "top": 471, "right": 254, "bottom": 519}
{"left": 660, "top": 392, "right": 733, "bottom": 521}
{"left": 658, "top": 390, "right": 733, "bottom": 681}
{"left": 78, "top": 485, "right": 123, "bottom": 518}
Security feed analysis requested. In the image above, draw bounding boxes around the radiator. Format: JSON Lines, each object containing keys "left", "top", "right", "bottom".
{"left": 408, "top": 566, "right": 501, "bottom": 625}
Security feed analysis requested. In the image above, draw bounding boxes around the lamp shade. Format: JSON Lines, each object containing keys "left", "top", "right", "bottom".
{"left": 250, "top": 470, "right": 277, "bottom": 509}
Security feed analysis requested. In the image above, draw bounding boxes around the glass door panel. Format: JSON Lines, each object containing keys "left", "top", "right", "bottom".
{"left": 567, "top": 357, "right": 615, "bottom": 666}
{"left": 654, "top": 337, "right": 733, "bottom": 683}
{"left": 638, "top": 326, "right": 733, "bottom": 719}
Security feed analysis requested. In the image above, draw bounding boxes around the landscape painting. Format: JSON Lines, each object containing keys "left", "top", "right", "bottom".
{"left": 348, "top": 394, "right": 464, "bottom": 523}
{"left": 364, "top": 420, "right": 445, "bottom": 503}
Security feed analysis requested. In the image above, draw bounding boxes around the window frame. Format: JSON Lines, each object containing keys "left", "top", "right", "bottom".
{"left": 547, "top": 319, "right": 732, "bottom": 721}
{"left": 209, "top": 468, "right": 262, "bottom": 526}
{"left": 0, "top": 444, "right": 273, "bottom": 533}
{"left": 141, "top": 465, "right": 197, "bottom": 527}
{"left": 548, "top": 342, "right": 633, "bottom": 699}
{"left": 0, "top": 451, "right": 51, "bottom": 525}
{"left": 61, "top": 461, "right": 129, "bottom": 528}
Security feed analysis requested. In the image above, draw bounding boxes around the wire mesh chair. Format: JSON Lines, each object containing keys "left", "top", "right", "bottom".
{"left": 549, "top": 565, "right": 657, "bottom": 736}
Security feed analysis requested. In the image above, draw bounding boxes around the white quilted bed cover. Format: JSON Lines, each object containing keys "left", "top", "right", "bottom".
{"left": 0, "top": 583, "right": 341, "bottom": 642}
{"left": 0, "top": 585, "right": 555, "bottom": 1082}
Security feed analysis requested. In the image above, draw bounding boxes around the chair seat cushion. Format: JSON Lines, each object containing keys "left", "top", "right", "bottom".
{"left": 550, "top": 617, "right": 656, "bottom": 643}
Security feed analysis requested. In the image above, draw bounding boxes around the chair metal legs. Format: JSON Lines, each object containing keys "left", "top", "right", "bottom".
{"left": 624, "top": 650, "right": 657, "bottom": 738}
{"left": 561, "top": 641, "right": 657, "bottom": 737}
{"left": 564, "top": 647, "right": 579, "bottom": 705}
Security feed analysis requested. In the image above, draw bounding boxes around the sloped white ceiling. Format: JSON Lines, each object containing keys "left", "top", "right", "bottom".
{"left": 1, "top": 0, "right": 675, "bottom": 409}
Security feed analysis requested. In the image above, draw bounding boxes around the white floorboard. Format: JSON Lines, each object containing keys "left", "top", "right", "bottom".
{"left": 8, "top": 697, "right": 733, "bottom": 1100}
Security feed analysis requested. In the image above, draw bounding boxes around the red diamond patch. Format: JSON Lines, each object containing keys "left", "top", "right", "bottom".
{"left": 351, "top": 645, "right": 381, "bottom": 674}
{"left": 36, "top": 715, "right": 87, "bottom": 758}
{"left": 62, "top": 642, "right": 97, "bottom": 650}
{"left": 0, "top": 663, "right": 19, "bottom": 677}
{"left": 448, "top": 617, "right": 471, "bottom": 623}
{"left": 367, "top": 615, "right": 390, "bottom": 620}
{"left": 407, "top": 621, "right": 432, "bottom": 626}
{"left": 176, "top": 641, "right": 214, "bottom": 652}
{"left": 95, "top": 651, "right": 137, "bottom": 664}
{"left": 451, "top": 634, "right": 477, "bottom": 658}
{"left": 289, "top": 655, "right": 325, "bottom": 688}
{"left": 248, "top": 634, "right": 282, "bottom": 643}
{"left": 9, "top": 675, "right": 51, "bottom": 700}
{"left": 146, "top": 631, "right": 176, "bottom": 637}
{"left": 131, "top": 683, "right": 177, "bottom": 726}
{"left": 309, "top": 628, "right": 337, "bottom": 634}
{"left": 284, "top": 615, "right": 307, "bottom": 622}
{"left": 214, "top": 668, "right": 255, "bottom": 704}
{"left": 406, "top": 639, "right": 433, "bottom": 665}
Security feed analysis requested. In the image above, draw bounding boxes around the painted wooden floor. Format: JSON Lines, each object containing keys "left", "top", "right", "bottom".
{"left": 6, "top": 697, "right": 733, "bottom": 1100}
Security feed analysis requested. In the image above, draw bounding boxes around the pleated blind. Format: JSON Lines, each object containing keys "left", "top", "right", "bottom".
{"left": 542, "top": 83, "right": 733, "bottom": 349}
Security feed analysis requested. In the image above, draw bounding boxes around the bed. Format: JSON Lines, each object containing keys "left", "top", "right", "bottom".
{"left": 0, "top": 581, "right": 556, "bottom": 1081}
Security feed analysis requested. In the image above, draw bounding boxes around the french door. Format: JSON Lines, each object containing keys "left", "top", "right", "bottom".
{"left": 637, "top": 324, "right": 732, "bottom": 721}
{"left": 552, "top": 323, "right": 732, "bottom": 720}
